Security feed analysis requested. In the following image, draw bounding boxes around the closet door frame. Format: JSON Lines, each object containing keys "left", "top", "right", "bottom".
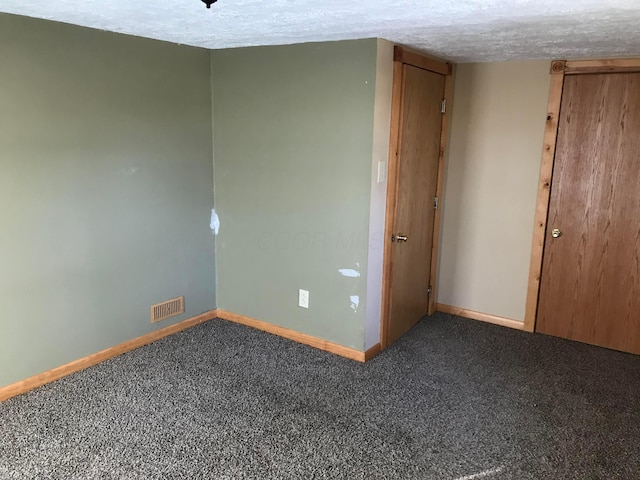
{"left": 524, "top": 58, "right": 640, "bottom": 332}
{"left": 379, "top": 46, "right": 454, "bottom": 349}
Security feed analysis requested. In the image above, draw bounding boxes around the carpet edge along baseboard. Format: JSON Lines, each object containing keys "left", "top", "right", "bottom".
{"left": 1, "top": 309, "right": 380, "bottom": 402}
{"left": 0, "top": 310, "right": 218, "bottom": 402}
{"left": 435, "top": 303, "right": 525, "bottom": 330}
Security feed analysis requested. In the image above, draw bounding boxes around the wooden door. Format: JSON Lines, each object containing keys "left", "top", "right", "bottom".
{"left": 537, "top": 72, "right": 640, "bottom": 354}
{"left": 386, "top": 65, "right": 445, "bottom": 346}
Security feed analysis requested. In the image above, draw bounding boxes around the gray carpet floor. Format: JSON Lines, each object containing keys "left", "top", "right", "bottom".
{"left": 1, "top": 313, "right": 640, "bottom": 479}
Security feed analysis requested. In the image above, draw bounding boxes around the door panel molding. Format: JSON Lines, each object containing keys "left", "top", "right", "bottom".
{"left": 525, "top": 58, "right": 640, "bottom": 334}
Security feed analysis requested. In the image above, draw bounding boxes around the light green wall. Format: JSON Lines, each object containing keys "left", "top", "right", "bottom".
{"left": 0, "top": 13, "right": 560, "bottom": 386}
{"left": 0, "top": 14, "right": 216, "bottom": 387}
{"left": 211, "top": 40, "right": 378, "bottom": 350}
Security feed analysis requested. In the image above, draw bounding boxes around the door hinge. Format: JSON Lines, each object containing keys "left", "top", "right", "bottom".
{"left": 427, "top": 285, "right": 433, "bottom": 297}
{"left": 441, "top": 99, "right": 446, "bottom": 114}
{"left": 433, "top": 196, "right": 439, "bottom": 209}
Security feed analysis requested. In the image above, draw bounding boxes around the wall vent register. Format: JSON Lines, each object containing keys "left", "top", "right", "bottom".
{"left": 151, "top": 296, "right": 185, "bottom": 323}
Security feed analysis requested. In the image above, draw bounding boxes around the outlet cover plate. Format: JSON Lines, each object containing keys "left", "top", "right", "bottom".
{"left": 298, "top": 289, "right": 309, "bottom": 309}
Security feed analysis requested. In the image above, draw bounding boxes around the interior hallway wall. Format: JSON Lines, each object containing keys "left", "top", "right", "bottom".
{"left": 436, "top": 61, "right": 551, "bottom": 321}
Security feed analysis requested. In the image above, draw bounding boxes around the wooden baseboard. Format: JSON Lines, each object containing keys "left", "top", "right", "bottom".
{"left": 0, "top": 310, "right": 218, "bottom": 402}
{"left": 216, "top": 309, "right": 379, "bottom": 362}
{"left": 1, "top": 308, "right": 383, "bottom": 402}
{"left": 364, "top": 343, "right": 382, "bottom": 361}
{"left": 435, "top": 303, "right": 525, "bottom": 330}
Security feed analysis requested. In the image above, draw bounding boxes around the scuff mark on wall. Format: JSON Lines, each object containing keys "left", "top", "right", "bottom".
{"left": 350, "top": 295, "right": 360, "bottom": 312}
{"left": 210, "top": 208, "right": 220, "bottom": 235}
{"left": 116, "top": 166, "right": 138, "bottom": 176}
{"left": 339, "top": 263, "right": 362, "bottom": 313}
{"left": 338, "top": 268, "right": 361, "bottom": 278}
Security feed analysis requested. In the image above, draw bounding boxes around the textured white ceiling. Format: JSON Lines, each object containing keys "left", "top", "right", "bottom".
{"left": 2, "top": 0, "right": 639, "bottom": 62}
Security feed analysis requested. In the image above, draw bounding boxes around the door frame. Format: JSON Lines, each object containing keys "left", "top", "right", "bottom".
{"left": 379, "top": 46, "right": 454, "bottom": 349}
{"left": 524, "top": 58, "right": 640, "bottom": 332}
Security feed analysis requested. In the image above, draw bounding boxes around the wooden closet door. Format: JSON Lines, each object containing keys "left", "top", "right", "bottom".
{"left": 537, "top": 73, "right": 640, "bottom": 354}
{"left": 386, "top": 65, "right": 444, "bottom": 346}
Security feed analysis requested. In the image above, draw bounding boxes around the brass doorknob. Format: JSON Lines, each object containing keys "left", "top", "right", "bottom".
{"left": 392, "top": 234, "right": 408, "bottom": 243}
{"left": 551, "top": 228, "right": 562, "bottom": 238}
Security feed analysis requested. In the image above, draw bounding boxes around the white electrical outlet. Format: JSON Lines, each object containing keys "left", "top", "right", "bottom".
{"left": 298, "top": 289, "right": 309, "bottom": 309}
